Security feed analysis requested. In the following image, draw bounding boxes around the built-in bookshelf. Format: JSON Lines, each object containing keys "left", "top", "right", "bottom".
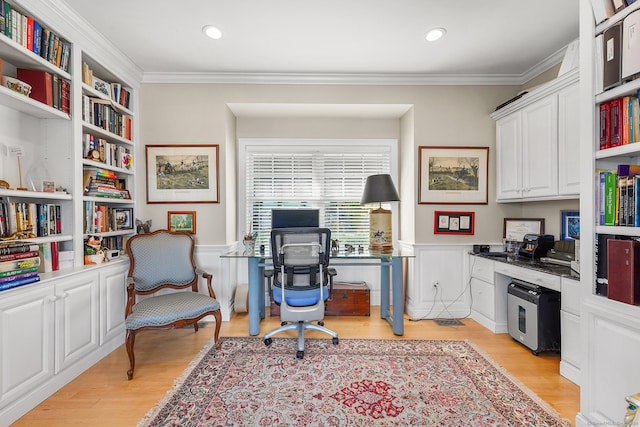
{"left": 579, "top": 1, "right": 640, "bottom": 426}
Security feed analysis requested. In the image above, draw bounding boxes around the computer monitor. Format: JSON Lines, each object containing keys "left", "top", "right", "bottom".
{"left": 271, "top": 209, "right": 320, "bottom": 229}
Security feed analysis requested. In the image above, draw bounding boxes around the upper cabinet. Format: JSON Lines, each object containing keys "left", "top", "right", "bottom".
{"left": 491, "top": 69, "right": 579, "bottom": 202}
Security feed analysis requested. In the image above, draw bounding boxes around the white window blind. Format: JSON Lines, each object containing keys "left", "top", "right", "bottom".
{"left": 244, "top": 142, "right": 393, "bottom": 247}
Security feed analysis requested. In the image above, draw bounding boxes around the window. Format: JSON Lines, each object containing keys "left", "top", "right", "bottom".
{"left": 240, "top": 139, "right": 396, "bottom": 247}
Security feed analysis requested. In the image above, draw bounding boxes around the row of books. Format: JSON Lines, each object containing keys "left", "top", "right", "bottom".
{"left": 82, "top": 167, "right": 129, "bottom": 199}
{"left": 598, "top": 8, "right": 640, "bottom": 93}
{"left": 0, "top": 0, "right": 71, "bottom": 73}
{"left": 599, "top": 93, "right": 640, "bottom": 149}
{"left": 0, "top": 241, "right": 41, "bottom": 292}
{"left": 83, "top": 201, "right": 133, "bottom": 234}
{"left": 16, "top": 68, "right": 70, "bottom": 114}
{"left": 590, "top": 0, "right": 637, "bottom": 24}
{"left": 82, "top": 95, "right": 133, "bottom": 140}
{"left": 0, "top": 200, "right": 61, "bottom": 238}
{"left": 596, "top": 165, "right": 640, "bottom": 226}
{"left": 82, "top": 62, "right": 132, "bottom": 110}
{"left": 82, "top": 134, "right": 133, "bottom": 170}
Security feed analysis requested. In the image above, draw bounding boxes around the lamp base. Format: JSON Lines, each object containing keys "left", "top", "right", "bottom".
{"left": 369, "top": 207, "right": 393, "bottom": 252}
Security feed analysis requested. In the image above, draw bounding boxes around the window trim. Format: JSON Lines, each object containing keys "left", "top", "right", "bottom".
{"left": 238, "top": 138, "right": 399, "bottom": 242}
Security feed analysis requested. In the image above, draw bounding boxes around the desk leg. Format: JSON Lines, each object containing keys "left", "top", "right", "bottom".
{"left": 391, "top": 257, "right": 404, "bottom": 335}
{"left": 248, "top": 257, "right": 262, "bottom": 336}
{"left": 379, "top": 260, "right": 390, "bottom": 321}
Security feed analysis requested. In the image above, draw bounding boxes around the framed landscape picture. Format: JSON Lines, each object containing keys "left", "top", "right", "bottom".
{"left": 146, "top": 144, "right": 219, "bottom": 203}
{"left": 168, "top": 211, "right": 196, "bottom": 234}
{"left": 114, "top": 208, "right": 133, "bottom": 231}
{"left": 418, "top": 146, "right": 489, "bottom": 204}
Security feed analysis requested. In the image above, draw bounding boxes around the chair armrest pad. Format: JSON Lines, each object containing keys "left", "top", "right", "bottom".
{"left": 326, "top": 267, "right": 337, "bottom": 277}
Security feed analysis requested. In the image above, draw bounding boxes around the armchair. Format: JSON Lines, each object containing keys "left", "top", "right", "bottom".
{"left": 124, "top": 230, "right": 222, "bottom": 380}
{"left": 263, "top": 227, "right": 339, "bottom": 358}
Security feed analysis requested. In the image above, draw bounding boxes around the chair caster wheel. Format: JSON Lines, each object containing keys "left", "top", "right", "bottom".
{"left": 281, "top": 321, "right": 287, "bottom": 326}
{"left": 296, "top": 350, "right": 304, "bottom": 359}
{"left": 332, "top": 337, "right": 339, "bottom": 345}
{"left": 318, "top": 321, "right": 324, "bottom": 326}
{"left": 264, "top": 338, "right": 273, "bottom": 347}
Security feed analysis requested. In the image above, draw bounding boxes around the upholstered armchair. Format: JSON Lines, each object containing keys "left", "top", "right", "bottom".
{"left": 124, "top": 230, "right": 222, "bottom": 380}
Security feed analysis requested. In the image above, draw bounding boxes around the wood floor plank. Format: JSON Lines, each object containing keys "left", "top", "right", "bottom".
{"left": 12, "top": 308, "right": 580, "bottom": 426}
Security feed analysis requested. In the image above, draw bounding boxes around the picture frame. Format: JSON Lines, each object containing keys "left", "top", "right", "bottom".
{"left": 146, "top": 144, "right": 219, "bottom": 204}
{"left": 114, "top": 208, "right": 133, "bottom": 231}
{"left": 434, "top": 211, "right": 475, "bottom": 235}
{"left": 168, "top": 211, "right": 196, "bottom": 234}
{"left": 503, "top": 218, "right": 545, "bottom": 242}
{"left": 561, "top": 210, "right": 580, "bottom": 240}
{"left": 418, "top": 146, "right": 489, "bottom": 204}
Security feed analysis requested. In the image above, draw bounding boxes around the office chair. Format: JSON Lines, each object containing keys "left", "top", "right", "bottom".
{"left": 264, "top": 227, "right": 339, "bottom": 358}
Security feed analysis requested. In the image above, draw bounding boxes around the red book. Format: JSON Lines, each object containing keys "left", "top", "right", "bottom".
{"left": 610, "top": 97, "right": 624, "bottom": 147}
{"left": 26, "top": 16, "right": 34, "bottom": 52}
{"left": 60, "top": 79, "right": 70, "bottom": 114}
{"left": 599, "top": 101, "right": 611, "bottom": 149}
{"left": 50, "top": 241, "right": 59, "bottom": 271}
{"left": 16, "top": 68, "right": 53, "bottom": 107}
{"left": 608, "top": 239, "right": 640, "bottom": 305}
{"left": 0, "top": 251, "right": 40, "bottom": 262}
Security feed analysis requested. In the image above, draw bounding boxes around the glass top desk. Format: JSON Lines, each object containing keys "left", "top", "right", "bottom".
{"left": 221, "top": 248, "right": 414, "bottom": 336}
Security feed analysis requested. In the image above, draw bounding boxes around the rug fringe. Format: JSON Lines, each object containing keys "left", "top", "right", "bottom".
{"left": 136, "top": 338, "right": 217, "bottom": 427}
{"left": 464, "top": 339, "right": 572, "bottom": 426}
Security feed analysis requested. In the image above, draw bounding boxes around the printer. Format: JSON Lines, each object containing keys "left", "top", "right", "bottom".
{"left": 518, "top": 234, "right": 555, "bottom": 259}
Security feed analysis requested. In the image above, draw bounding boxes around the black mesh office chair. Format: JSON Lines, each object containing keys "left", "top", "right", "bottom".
{"left": 263, "top": 227, "right": 339, "bottom": 358}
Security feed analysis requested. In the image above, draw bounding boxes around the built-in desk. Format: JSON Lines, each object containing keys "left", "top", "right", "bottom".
{"left": 469, "top": 252, "right": 581, "bottom": 385}
{"left": 222, "top": 249, "right": 413, "bottom": 336}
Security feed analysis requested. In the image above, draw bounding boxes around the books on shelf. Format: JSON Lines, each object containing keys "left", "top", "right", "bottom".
{"left": 15, "top": 68, "right": 71, "bottom": 114}
{"left": 38, "top": 241, "right": 59, "bottom": 273}
{"left": 596, "top": 164, "right": 640, "bottom": 227}
{"left": 598, "top": 93, "right": 640, "bottom": 149}
{"left": 0, "top": 2, "right": 70, "bottom": 72}
{"left": 82, "top": 134, "right": 133, "bottom": 169}
{"left": 0, "top": 199, "right": 62, "bottom": 238}
{"left": 82, "top": 94, "right": 133, "bottom": 140}
{"left": 0, "top": 275, "right": 40, "bottom": 291}
{"left": 0, "top": 255, "right": 39, "bottom": 273}
{"left": 82, "top": 62, "right": 132, "bottom": 110}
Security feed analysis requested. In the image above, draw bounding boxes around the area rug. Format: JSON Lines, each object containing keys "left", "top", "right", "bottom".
{"left": 139, "top": 337, "right": 570, "bottom": 427}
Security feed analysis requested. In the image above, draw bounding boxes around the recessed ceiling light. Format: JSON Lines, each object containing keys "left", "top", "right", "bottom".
{"left": 202, "top": 25, "right": 222, "bottom": 40}
{"left": 425, "top": 28, "right": 446, "bottom": 42}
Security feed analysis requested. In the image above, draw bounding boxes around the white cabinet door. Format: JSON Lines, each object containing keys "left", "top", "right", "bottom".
{"left": 521, "top": 95, "right": 558, "bottom": 198}
{"left": 496, "top": 113, "right": 522, "bottom": 200}
{"left": 560, "top": 310, "right": 581, "bottom": 385}
{"left": 0, "top": 285, "right": 55, "bottom": 407}
{"left": 558, "top": 82, "right": 580, "bottom": 196}
{"left": 99, "top": 263, "right": 127, "bottom": 345}
{"left": 55, "top": 272, "right": 99, "bottom": 374}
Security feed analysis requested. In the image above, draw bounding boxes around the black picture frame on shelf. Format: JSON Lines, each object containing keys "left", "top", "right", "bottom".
{"left": 115, "top": 208, "right": 133, "bottom": 230}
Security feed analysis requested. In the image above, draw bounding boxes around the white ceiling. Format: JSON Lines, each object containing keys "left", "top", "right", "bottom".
{"left": 61, "top": 0, "right": 579, "bottom": 85}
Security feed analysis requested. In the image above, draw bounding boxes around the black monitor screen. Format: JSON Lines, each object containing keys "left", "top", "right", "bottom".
{"left": 271, "top": 209, "right": 319, "bottom": 229}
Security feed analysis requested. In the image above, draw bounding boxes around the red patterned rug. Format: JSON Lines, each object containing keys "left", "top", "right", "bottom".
{"left": 138, "top": 337, "right": 570, "bottom": 426}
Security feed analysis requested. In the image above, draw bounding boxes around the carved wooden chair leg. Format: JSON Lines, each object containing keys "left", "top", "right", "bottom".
{"left": 213, "top": 310, "right": 222, "bottom": 350}
{"left": 126, "top": 329, "right": 136, "bottom": 380}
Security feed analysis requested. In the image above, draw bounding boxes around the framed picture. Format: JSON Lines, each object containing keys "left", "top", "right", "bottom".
{"left": 146, "top": 144, "right": 219, "bottom": 204}
{"left": 503, "top": 218, "right": 545, "bottom": 242}
{"left": 418, "top": 146, "right": 489, "bottom": 204}
{"left": 114, "top": 208, "right": 133, "bottom": 230}
{"left": 561, "top": 210, "right": 580, "bottom": 240}
{"left": 168, "top": 211, "right": 196, "bottom": 233}
{"left": 434, "top": 211, "right": 475, "bottom": 235}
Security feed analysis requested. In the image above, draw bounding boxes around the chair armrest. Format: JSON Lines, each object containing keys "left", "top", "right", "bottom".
{"left": 196, "top": 268, "right": 217, "bottom": 299}
{"left": 264, "top": 268, "right": 274, "bottom": 290}
{"left": 125, "top": 278, "right": 136, "bottom": 316}
{"left": 325, "top": 267, "right": 337, "bottom": 300}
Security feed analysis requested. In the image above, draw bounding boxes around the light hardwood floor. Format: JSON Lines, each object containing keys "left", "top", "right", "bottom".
{"left": 13, "top": 308, "right": 580, "bottom": 426}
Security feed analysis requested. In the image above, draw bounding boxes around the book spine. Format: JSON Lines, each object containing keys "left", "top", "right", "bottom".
{"left": 51, "top": 241, "right": 59, "bottom": 271}
{"left": 0, "top": 271, "right": 38, "bottom": 284}
{"left": 0, "top": 256, "right": 40, "bottom": 273}
{"left": 0, "top": 276, "right": 40, "bottom": 292}
{"left": 610, "top": 97, "right": 623, "bottom": 147}
{"left": 605, "top": 171, "right": 617, "bottom": 226}
{"left": 0, "top": 265, "right": 39, "bottom": 278}
{"left": 600, "top": 101, "right": 611, "bottom": 149}
{"left": 0, "top": 250, "right": 39, "bottom": 262}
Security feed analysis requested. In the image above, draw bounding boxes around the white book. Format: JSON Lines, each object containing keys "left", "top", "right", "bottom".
{"left": 595, "top": 34, "right": 604, "bottom": 95}
{"left": 622, "top": 10, "right": 640, "bottom": 80}
{"left": 589, "top": 0, "right": 615, "bottom": 24}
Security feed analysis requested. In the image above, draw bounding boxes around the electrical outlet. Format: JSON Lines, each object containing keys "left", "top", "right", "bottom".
{"left": 433, "top": 281, "right": 439, "bottom": 288}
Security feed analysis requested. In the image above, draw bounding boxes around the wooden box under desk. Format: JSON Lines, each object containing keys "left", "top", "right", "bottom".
{"left": 270, "top": 282, "right": 370, "bottom": 317}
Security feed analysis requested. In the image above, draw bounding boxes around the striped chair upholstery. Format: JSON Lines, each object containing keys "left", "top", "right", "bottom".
{"left": 124, "top": 230, "right": 222, "bottom": 380}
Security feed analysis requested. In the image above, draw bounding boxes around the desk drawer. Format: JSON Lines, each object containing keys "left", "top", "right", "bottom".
{"left": 494, "top": 262, "right": 561, "bottom": 292}
{"left": 470, "top": 278, "right": 495, "bottom": 320}
{"left": 561, "top": 277, "right": 581, "bottom": 316}
{"left": 471, "top": 256, "right": 494, "bottom": 283}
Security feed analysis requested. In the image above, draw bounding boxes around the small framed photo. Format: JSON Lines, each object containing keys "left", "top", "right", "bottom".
{"left": 115, "top": 208, "right": 133, "bottom": 230}
{"left": 434, "top": 211, "right": 475, "bottom": 235}
{"left": 561, "top": 210, "right": 580, "bottom": 240}
{"left": 42, "top": 180, "right": 55, "bottom": 193}
{"left": 168, "top": 211, "right": 196, "bottom": 234}
{"left": 503, "top": 218, "right": 545, "bottom": 242}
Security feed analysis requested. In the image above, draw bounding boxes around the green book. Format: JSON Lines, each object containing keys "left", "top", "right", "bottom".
{"left": 604, "top": 171, "right": 617, "bottom": 226}
{"left": 0, "top": 265, "right": 39, "bottom": 278}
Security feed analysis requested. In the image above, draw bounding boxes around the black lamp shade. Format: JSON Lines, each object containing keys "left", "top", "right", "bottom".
{"left": 361, "top": 174, "right": 400, "bottom": 205}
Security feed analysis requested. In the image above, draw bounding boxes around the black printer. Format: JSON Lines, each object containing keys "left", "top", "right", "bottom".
{"left": 518, "top": 234, "right": 555, "bottom": 259}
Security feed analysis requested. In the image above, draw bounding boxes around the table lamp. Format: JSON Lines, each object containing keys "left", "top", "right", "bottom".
{"left": 361, "top": 174, "right": 400, "bottom": 252}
